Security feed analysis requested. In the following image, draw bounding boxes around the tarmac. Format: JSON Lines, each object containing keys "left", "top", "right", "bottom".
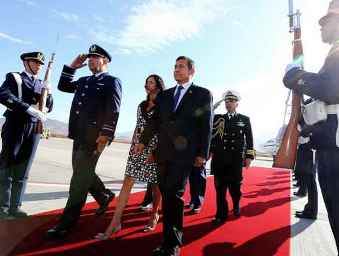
{"left": 4, "top": 137, "right": 339, "bottom": 255}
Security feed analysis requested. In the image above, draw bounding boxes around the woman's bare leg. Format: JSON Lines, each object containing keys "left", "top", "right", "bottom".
{"left": 104, "top": 176, "right": 135, "bottom": 235}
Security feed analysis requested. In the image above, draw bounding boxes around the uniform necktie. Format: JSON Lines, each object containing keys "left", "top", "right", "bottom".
{"left": 173, "top": 85, "right": 184, "bottom": 111}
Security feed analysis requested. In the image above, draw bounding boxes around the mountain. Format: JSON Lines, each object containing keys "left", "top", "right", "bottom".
{"left": 0, "top": 117, "right": 133, "bottom": 142}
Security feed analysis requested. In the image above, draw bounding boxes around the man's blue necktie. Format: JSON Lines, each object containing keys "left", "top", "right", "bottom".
{"left": 173, "top": 85, "right": 184, "bottom": 111}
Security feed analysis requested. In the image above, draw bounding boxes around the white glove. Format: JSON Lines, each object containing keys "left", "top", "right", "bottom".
{"left": 285, "top": 62, "right": 302, "bottom": 74}
{"left": 43, "top": 81, "right": 52, "bottom": 94}
{"left": 26, "top": 106, "right": 47, "bottom": 122}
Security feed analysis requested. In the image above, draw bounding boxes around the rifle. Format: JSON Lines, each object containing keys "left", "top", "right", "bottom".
{"left": 35, "top": 53, "right": 55, "bottom": 134}
{"left": 273, "top": 0, "right": 303, "bottom": 169}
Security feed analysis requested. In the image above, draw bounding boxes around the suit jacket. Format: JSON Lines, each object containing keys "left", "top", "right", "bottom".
{"left": 283, "top": 42, "right": 339, "bottom": 150}
{"left": 0, "top": 72, "right": 53, "bottom": 123}
{"left": 58, "top": 65, "right": 122, "bottom": 145}
{"left": 141, "top": 83, "right": 213, "bottom": 164}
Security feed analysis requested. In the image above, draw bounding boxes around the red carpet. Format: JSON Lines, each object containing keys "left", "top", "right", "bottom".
{"left": 10, "top": 167, "right": 291, "bottom": 256}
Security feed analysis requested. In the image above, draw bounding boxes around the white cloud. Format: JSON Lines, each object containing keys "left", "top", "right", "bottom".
{"left": 92, "top": 0, "right": 230, "bottom": 54}
{"left": 53, "top": 10, "right": 79, "bottom": 23}
{"left": 16, "top": 0, "right": 37, "bottom": 7}
{"left": 0, "top": 32, "right": 31, "bottom": 45}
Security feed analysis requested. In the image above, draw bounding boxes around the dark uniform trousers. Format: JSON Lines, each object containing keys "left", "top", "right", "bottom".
{"left": 213, "top": 153, "right": 243, "bottom": 219}
{"left": 58, "top": 141, "right": 111, "bottom": 227}
{"left": 0, "top": 118, "right": 39, "bottom": 210}
{"left": 295, "top": 143, "right": 318, "bottom": 215}
{"left": 317, "top": 150, "right": 339, "bottom": 250}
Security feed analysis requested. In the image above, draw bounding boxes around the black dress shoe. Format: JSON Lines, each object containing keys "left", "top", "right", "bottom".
{"left": 95, "top": 192, "right": 115, "bottom": 216}
{"left": 211, "top": 217, "right": 226, "bottom": 225}
{"left": 189, "top": 207, "right": 201, "bottom": 214}
{"left": 233, "top": 207, "right": 241, "bottom": 217}
{"left": 295, "top": 212, "right": 317, "bottom": 220}
{"left": 8, "top": 208, "right": 28, "bottom": 218}
{"left": 152, "top": 245, "right": 180, "bottom": 256}
{"left": 46, "top": 225, "right": 70, "bottom": 239}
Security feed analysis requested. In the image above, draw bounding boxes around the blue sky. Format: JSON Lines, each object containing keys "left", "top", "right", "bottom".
{"left": 0, "top": 0, "right": 330, "bottom": 145}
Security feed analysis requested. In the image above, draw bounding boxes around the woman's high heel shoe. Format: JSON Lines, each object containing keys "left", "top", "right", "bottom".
{"left": 143, "top": 213, "right": 159, "bottom": 232}
{"left": 95, "top": 224, "right": 122, "bottom": 240}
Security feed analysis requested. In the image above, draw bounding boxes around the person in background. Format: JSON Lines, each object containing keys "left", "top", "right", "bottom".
{"left": 210, "top": 90, "right": 254, "bottom": 224}
{"left": 46, "top": 44, "right": 121, "bottom": 238}
{"left": 0, "top": 51, "right": 53, "bottom": 218}
{"left": 135, "top": 56, "right": 213, "bottom": 256}
{"left": 283, "top": 1, "right": 339, "bottom": 253}
{"left": 95, "top": 74, "right": 165, "bottom": 240}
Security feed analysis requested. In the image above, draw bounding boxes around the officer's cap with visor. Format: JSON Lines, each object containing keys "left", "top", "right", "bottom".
{"left": 223, "top": 90, "right": 241, "bottom": 102}
{"left": 87, "top": 44, "right": 112, "bottom": 62}
{"left": 20, "top": 52, "right": 45, "bottom": 65}
{"left": 319, "top": 0, "right": 339, "bottom": 26}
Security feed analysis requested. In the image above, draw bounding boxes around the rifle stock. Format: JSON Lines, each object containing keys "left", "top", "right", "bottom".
{"left": 273, "top": 5, "right": 302, "bottom": 169}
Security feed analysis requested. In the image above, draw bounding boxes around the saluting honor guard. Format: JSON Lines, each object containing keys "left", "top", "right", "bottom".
{"left": 210, "top": 90, "right": 254, "bottom": 224}
{"left": 0, "top": 51, "right": 53, "bottom": 218}
{"left": 283, "top": 1, "right": 339, "bottom": 253}
{"left": 47, "top": 44, "right": 122, "bottom": 238}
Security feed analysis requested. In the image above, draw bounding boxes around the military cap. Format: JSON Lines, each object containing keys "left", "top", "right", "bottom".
{"left": 20, "top": 51, "right": 45, "bottom": 65}
{"left": 87, "top": 44, "right": 111, "bottom": 62}
{"left": 319, "top": 0, "right": 339, "bottom": 25}
{"left": 223, "top": 90, "right": 241, "bottom": 101}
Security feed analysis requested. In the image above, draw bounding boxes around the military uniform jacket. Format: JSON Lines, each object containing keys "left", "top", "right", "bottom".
{"left": 0, "top": 72, "right": 53, "bottom": 122}
{"left": 58, "top": 65, "right": 122, "bottom": 144}
{"left": 210, "top": 113, "right": 254, "bottom": 175}
{"left": 284, "top": 42, "right": 339, "bottom": 150}
{"left": 141, "top": 84, "right": 213, "bottom": 164}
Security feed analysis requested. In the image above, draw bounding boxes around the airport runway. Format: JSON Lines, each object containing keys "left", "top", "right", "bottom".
{"left": 2, "top": 137, "right": 338, "bottom": 255}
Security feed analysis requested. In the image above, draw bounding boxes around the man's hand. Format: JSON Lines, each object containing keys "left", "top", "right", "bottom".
{"left": 26, "top": 106, "right": 47, "bottom": 122}
{"left": 95, "top": 135, "right": 109, "bottom": 154}
{"left": 133, "top": 143, "right": 145, "bottom": 154}
{"left": 194, "top": 156, "right": 206, "bottom": 167}
{"left": 244, "top": 158, "right": 252, "bottom": 169}
{"left": 145, "top": 153, "right": 156, "bottom": 164}
{"left": 70, "top": 54, "right": 87, "bottom": 69}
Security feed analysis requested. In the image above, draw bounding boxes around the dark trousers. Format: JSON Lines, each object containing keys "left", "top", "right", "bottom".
{"left": 295, "top": 145, "right": 318, "bottom": 214}
{"left": 58, "top": 141, "right": 111, "bottom": 228}
{"left": 317, "top": 150, "right": 339, "bottom": 253}
{"left": 188, "top": 166, "right": 206, "bottom": 208}
{"left": 303, "top": 166, "right": 318, "bottom": 215}
{"left": 158, "top": 162, "right": 192, "bottom": 248}
{"left": 0, "top": 118, "right": 39, "bottom": 210}
{"left": 214, "top": 175, "right": 241, "bottom": 219}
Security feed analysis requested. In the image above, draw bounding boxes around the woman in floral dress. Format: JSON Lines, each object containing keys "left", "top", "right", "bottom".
{"left": 95, "top": 74, "right": 165, "bottom": 240}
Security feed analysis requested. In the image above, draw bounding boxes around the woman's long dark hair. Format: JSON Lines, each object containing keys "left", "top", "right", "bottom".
{"left": 145, "top": 74, "right": 165, "bottom": 102}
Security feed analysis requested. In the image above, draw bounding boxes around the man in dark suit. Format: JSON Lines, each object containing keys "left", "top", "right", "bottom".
{"left": 46, "top": 44, "right": 122, "bottom": 238}
{"left": 0, "top": 51, "right": 53, "bottom": 218}
{"left": 210, "top": 90, "right": 254, "bottom": 224}
{"left": 283, "top": 1, "right": 339, "bottom": 253}
{"left": 135, "top": 56, "right": 213, "bottom": 256}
